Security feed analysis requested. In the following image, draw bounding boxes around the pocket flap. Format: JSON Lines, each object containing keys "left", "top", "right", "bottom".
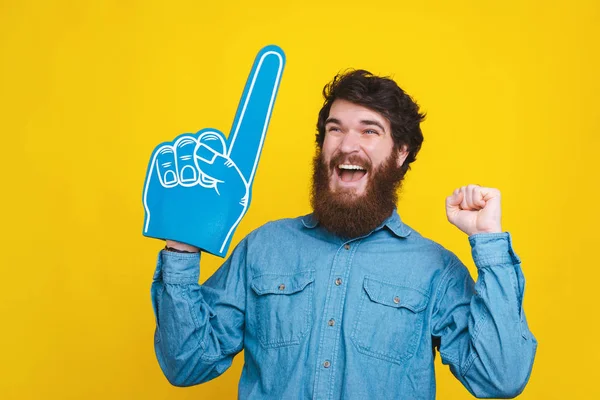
{"left": 363, "top": 277, "right": 428, "bottom": 313}
{"left": 251, "top": 270, "right": 315, "bottom": 295}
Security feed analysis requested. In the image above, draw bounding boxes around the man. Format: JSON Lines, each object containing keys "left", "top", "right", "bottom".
{"left": 150, "top": 70, "right": 537, "bottom": 399}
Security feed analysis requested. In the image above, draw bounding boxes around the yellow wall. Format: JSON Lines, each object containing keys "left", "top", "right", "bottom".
{"left": 1, "top": 0, "right": 598, "bottom": 398}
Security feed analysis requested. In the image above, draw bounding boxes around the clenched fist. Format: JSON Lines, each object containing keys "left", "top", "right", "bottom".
{"left": 445, "top": 185, "right": 502, "bottom": 236}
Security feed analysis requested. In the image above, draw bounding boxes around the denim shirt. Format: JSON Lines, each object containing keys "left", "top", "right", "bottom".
{"left": 151, "top": 211, "right": 537, "bottom": 399}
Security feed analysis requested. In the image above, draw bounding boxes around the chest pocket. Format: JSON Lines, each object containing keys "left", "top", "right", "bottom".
{"left": 351, "top": 277, "right": 429, "bottom": 364}
{"left": 250, "top": 270, "right": 315, "bottom": 348}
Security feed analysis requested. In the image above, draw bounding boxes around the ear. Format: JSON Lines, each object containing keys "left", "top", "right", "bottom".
{"left": 397, "top": 145, "right": 409, "bottom": 168}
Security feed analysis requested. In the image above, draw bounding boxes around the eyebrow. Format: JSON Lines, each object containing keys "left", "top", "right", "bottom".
{"left": 359, "top": 119, "right": 386, "bottom": 132}
{"left": 325, "top": 118, "right": 386, "bottom": 133}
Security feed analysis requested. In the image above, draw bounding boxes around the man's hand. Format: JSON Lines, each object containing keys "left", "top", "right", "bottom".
{"left": 445, "top": 185, "right": 502, "bottom": 236}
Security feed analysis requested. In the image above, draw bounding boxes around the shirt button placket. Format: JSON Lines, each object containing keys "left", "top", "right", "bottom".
{"left": 314, "top": 241, "right": 355, "bottom": 398}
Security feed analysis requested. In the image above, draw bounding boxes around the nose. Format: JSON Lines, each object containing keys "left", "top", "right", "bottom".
{"left": 339, "top": 131, "right": 361, "bottom": 154}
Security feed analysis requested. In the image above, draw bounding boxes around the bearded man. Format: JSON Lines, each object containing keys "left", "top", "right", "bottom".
{"left": 150, "top": 70, "right": 537, "bottom": 399}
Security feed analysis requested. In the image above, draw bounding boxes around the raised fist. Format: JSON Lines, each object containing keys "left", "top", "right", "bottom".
{"left": 446, "top": 184, "right": 502, "bottom": 236}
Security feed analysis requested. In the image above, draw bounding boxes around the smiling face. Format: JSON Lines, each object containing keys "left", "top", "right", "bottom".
{"left": 311, "top": 70, "right": 425, "bottom": 238}
{"left": 311, "top": 99, "right": 411, "bottom": 238}
{"left": 322, "top": 99, "right": 408, "bottom": 197}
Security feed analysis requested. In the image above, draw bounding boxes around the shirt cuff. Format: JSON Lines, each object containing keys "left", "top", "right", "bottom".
{"left": 153, "top": 249, "right": 201, "bottom": 284}
{"left": 468, "top": 232, "right": 521, "bottom": 269}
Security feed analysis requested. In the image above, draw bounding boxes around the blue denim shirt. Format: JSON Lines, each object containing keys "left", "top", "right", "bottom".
{"left": 151, "top": 211, "right": 537, "bottom": 399}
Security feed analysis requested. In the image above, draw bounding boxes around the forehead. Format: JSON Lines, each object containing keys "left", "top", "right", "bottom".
{"left": 327, "top": 99, "right": 389, "bottom": 128}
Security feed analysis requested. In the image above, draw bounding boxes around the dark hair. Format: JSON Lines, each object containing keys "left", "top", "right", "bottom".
{"left": 316, "top": 69, "right": 426, "bottom": 177}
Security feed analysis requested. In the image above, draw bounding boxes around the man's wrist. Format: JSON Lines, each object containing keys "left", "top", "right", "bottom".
{"left": 468, "top": 232, "right": 521, "bottom": 268}
{"left": 165, "top": 240, "right": 200, "bottom": 253}
{"left": 468, "top": 228, "right": 502, "bottom": 237}
{"left": 158, "top": 249, "right": 201, "bottom": 284}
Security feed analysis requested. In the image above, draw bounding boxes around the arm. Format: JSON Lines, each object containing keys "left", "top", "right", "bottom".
{"left": 432, "top": 233, "right": 537, "bottom": 398}
{"left": 433, "top": 185, "right": 537, "bottom": 398}
{"left": 151, "top": 240, "right": 247, "bottom": 386}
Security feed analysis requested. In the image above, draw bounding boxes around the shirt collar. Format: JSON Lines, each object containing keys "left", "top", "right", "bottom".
{"left": 301, "top": 209, "right": 412, "bottom": 238}
{"left": 383, "top": 210, "right": 412, "bottom": 238}
{"left": 301, "top": 213, "right": 319, "bottom": 229}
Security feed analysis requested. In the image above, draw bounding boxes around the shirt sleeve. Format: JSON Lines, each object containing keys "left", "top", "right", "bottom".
{"left": 431, "top": 233, "right": 537, "bottom": 398}
{"left": 150, "top": 240, "right": 247, "bottom": 387}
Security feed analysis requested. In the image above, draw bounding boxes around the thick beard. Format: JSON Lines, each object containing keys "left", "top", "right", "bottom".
{"left": 311, "top": 149, "right": 404, "bottom": 239}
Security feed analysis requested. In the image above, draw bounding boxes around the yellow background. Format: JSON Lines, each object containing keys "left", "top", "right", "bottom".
{"left": 1, "top": 0, "right": 598, "bottom": 398}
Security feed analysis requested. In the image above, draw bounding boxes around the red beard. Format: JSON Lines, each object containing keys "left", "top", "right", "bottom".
{"left": 311, "top": 149, "right": 404, "bottom": 239}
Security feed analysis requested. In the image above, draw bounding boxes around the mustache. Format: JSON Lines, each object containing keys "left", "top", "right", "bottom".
{"left": 328, "top": 152, "right": 372, "bottom": 172}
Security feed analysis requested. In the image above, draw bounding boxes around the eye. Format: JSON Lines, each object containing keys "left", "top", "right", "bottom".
{"left": 327, "top": 126, "right": 341, "bottom": 132}
{"left": 364, "top": 129, "right": 379, "bottom": 135}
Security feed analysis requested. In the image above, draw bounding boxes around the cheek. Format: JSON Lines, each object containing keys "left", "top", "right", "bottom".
{"left": 322, "top": 134, "right": 337, "bottom": 149}
{"left": 321, "top": 138, "right": 339, "bottom": 162}
{"left": 364, "top": 144, "right": 384, "bottom": 162}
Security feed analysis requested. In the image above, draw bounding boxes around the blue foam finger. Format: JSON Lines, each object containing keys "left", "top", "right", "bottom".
{"left": 142, "top": 46, "right": 286, "bottom": 257}
{"left": 227, "top": 45, "right": 286, "bottom": 183}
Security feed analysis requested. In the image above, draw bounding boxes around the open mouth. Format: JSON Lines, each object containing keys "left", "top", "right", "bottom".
{"left": 336, "top": 164, "right": 367, "bottom": 183}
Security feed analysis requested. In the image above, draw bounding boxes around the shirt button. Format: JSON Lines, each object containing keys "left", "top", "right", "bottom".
{"left": 323, "top": 360, "right": 331, "bottom": 368}
{"left": 393, "top": 296, "right": 400, "bottom": 304}
{"left": 278, "top": 284, "right": 285, "bottom": 291}
{"left": 328, "top": 319, "right": 335, "bottom": 327}
{"left": 335, "top": 278, "right": 342, "bottom": 286}
{"left": 344, "top": 244, "right": 350, "bottom": 250}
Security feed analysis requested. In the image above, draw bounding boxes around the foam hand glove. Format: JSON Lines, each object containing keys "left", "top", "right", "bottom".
{"left": 142, "top": 45, "right": 285, "bottom": 257}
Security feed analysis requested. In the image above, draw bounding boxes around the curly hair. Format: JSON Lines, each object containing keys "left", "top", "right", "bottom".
{"left": 316, "top": 70, "right": 426, "bottom": 177}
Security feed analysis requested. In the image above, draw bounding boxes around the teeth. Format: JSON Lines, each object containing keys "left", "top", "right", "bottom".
{"left": 339, "top": 164, "right": 366, "bottom": 171}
